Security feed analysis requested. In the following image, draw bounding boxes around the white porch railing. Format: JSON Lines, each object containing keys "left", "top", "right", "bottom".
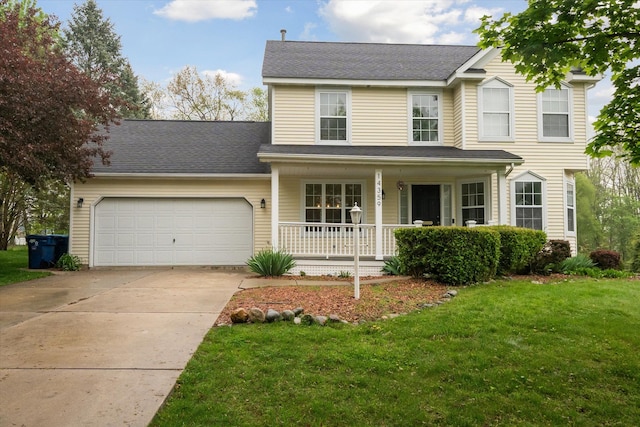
{"left": 278, "top": 222, "right": 414, "bottom": 258}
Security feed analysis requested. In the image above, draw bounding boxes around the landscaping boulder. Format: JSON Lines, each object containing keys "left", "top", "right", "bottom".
{"left": 300, "top": 314, "right": 316, "bottom": 325}
{"left": 293, "top": 307, "right": 304, "bottom": 316}
{"left": 266, "top": 308, "right": 282, "bottom": 323}
{"left": 328, "top": 314, "right": 341, "bottom": 323}
{"left": 281, "top": 310, "right": 295, "bottom": 321}
{"left": 248, "top": 307, "right": 266, "bottom": 323}
{"left": 315, "top": 315, "right": 328, "bottom": 326}
{"left": 230, "top": 308, "right": 249, "bottom": 324}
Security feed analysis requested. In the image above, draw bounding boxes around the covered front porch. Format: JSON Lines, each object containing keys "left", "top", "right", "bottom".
{"left": 258, "top": 144, "right": 523, "bottom": 275}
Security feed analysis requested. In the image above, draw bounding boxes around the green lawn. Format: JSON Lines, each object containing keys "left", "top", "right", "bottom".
{"left": 151, "top": 277, "right": 640, "bottom": 426}
{"left": 0, "top": 246, "right": 51, "bottom": 286}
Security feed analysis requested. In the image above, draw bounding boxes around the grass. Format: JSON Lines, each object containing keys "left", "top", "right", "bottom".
{"left": 151, "top": 277, "right": 640, "bottom": 426}
{"left": 0, "top": 246, "right": 51, "bottom": 286}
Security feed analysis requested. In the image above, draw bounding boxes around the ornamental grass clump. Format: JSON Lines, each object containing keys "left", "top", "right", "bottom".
{"left": 247, "top": 249, "right": 296, "bottom": 277}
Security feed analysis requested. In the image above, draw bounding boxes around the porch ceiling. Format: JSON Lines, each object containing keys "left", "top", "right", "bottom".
{"left": 274, "top": 163, "right": 502, "bottom": 178}
{"left": 258, "top": 144, "right": 523, "bottom": 171}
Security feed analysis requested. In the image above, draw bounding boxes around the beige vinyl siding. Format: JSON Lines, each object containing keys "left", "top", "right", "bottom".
{"left": 272, "top": 85, "right": 315, "bottom": 145}
{"left": 463, "top": 81, "right": 479, "bottom": 144}
{"left": 70, "top": 177, "right": 271, "bottom": 264}
{"left": 453, "top": 85, "right": 463, "bottom": 148}
{"left": 351, "top": 87, "right": 406, "bottom": 145}
{"left": 441, "top": 89, "right": 455, "bottom": 146}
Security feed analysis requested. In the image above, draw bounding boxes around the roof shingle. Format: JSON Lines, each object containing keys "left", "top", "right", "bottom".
{"left": 262, "top": 40, "right": 481, "bottom": 81}
{"left": 92, "top": 120, "right": 270, "bottom": 175}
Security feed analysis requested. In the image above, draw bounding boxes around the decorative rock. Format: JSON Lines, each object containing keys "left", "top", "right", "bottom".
{"left": 293, "top": 307, "right": 304, "bottom": 316}
{"left": 446, "top": 290, "right": 458, "bottom": 297}
{"left": 381, "top": 315, "right": 389, "bottom": 320}
{"left": 419, "top": 303, "right": 435, "bottom": 308}
{"left": 293, "top": 317, "right": 302, "bottom": 325}
{"left": 265, "top": 308, "right": 282, "bottom": 323}
{"left": 328, "top": 314, "right": 341, "bottom": 323}
{"left": 248, "top": 307, "right": 266, "bottom": 323}
{"left": 315, "top": 315, "right": 328, "bottom": 326}
{"left": 388, "top": 313, "right": 400, "bottom": 319}
{"left": 300, "top": 314, "right": 316, "bottom": 325}
{"left": 532, "top": 280, "right": 543, "bottom": 285}
{"left": 281, "top": 310, "right": 295, "bottom": 321}
{"left": 230, "top": 308, "right": 249, "bottom": 324}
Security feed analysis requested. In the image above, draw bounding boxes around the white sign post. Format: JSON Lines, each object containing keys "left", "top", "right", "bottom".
{"left": 350, "top": 203, "right": 362, "bottom": 299}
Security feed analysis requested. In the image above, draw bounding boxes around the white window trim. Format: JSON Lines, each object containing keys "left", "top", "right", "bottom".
{"left": 301, "top": 180, "right": 366, "bottom": 224}
{"left": 510, "top": 171, "right": 547, "bottom": 231}
{"left": 457, "top": 177, "right": 491, "bottom": 226}
{"left": 478, "top": 77, "right": 515, "bottom": 142}
{"left": 407, "top": 89, "right": 443, "bottom": 145}
{"left": 564, "top": 175, "right": 576, "bottom": 236}
{"left": 537, "top": 82, "right": 574, "bottom": 143}
{"left": 315, "top": 88, "right": 352, "bottom": 145}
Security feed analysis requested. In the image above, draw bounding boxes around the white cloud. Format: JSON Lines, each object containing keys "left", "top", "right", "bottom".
{"left": 300, "top": 22, "right": 318, "bottom": 41}
{"left": 203, "top": 69, "right": 244, "bottom": 87}
{"left": 463, "top": 6, "right": 503, "bottom": 23}
{"left": 154, "top": 0, "right": 257, "bottom": 22}
{"left": 285, "top": 6, "right": 292, "bottom": 13}
{"left": 318, "top": 0, "right": 484, "bottom": 44}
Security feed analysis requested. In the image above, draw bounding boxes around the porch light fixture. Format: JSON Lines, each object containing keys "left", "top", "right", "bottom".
{"left": 77, "top": 198, "right": 84, "bottom": 208}
{"left": 396, "top": 181, "right": 405, "bottom": 191}
{"left": 350, "top": 202, "right": 362, "bottom": 300}
{"left": 382, "top": 190, "right": 386, "bottom": 200}
{"left": 260, "top": 198, "right": 266, "bottom": 209}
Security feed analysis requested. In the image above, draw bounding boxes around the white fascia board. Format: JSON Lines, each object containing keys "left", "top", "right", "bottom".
{"left": 446, "top": 47, "right": 498, "bottom": 86}
{"left": 263, "top": 77, "right": 446, "bottom": 87}
{"left": 567, "top": 72, "right": 603, "bottom": 83}
{"left": 91, "top": 173, "right": 271, "bottom": 180}
{"left": 257, "top": 152, "right": 524, "bottom": 167}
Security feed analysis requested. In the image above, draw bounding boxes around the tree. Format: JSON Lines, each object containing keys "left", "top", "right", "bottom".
{"left": 62, "top": 0, "right": 149, "bottom": 118}
{"left": 0, "top": 0, "right": 119, "bottom": 249}
{"left": 166, "top": 66, "right": 247, "bottom": 121}
{"left": 476, "top": 0, "right": 640, "bottom": 165}
{"left": 575, "top": 172, "right": 603, "bottom": 253}
{"left": 246, "top": 87, "right": 269, "bottom": 122}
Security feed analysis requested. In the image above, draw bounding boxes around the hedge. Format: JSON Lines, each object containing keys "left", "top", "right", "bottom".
{"left": 395, "top": 226, "right": 500, "bottom": 285}
{"left": 486, "top": 226, "right": 547, "bottom": 275}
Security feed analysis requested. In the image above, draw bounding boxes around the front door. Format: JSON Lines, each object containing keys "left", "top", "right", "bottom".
{"left": 412, "top": 185, "right": 440, "bottom": 225}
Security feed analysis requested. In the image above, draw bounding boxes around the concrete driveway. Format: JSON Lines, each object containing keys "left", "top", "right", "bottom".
{"left": 0, "top": 268, "right": 243, "bottom": 427}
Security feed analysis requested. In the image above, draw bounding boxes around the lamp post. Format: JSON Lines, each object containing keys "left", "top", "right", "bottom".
{"left": 350, "top": 202, "right": 362, "bottom": 300}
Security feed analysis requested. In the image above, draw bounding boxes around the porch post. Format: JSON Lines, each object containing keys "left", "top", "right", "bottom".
{"left": 271, "top": 165, "right": 279, "bottom": 249}
{"left": 375, "top": 169, "right": 383, "bottom": 260}
{"left": 497, "top": 169, "right": 507, "bottom": 225}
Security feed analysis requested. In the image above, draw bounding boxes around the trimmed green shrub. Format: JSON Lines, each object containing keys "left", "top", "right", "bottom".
{"left": 246, "top": 249, "right": 296, "bottom": 277}
{"left": 381, "top": 256, "right": 406, "bottom": 276}
{"left": 56, "top": 253, "right": 82, "bottom": 271}
{"left": 487, "top": 226, "right": 546, "bottom": 275}
{"left": 589, "top": 249, "right": 622, "bottom": 270}
{"left": 531, "top": 240, "right": 571, "bottom": 274}
{"left": 395, "top": 226, "right": 500, "bottom": 285}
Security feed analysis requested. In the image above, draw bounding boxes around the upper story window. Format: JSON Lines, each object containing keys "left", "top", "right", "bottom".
{"left": 409, "top": 92, "right": 441, "bottom": 144}
{"left": 538, "top": 84, "right": 573, "bottom": 142}
{"left": 478, "top": 78, "right": 514, "bottom": 141}
{"left": 317, "top": 89, "right": 350, "bottom": 143}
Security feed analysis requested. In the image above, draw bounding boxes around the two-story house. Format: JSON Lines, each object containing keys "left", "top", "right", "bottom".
{"left": 69, "top": 38, "right": 599, "bottom": 273}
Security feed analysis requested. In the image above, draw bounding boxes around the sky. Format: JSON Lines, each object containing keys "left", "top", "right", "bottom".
{"left": 39, "top": 0, "right": 613, "bottom": 123}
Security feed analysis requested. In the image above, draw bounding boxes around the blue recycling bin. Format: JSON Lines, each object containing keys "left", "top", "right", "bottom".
{"left": 50, "top": 234, "right": 69, "bottom": 263}
{"left": 27, "top": 235, "right": 58, "bottom": 269}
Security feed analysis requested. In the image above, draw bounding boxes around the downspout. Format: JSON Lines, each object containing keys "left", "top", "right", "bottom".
{"left": 504, "top": 162, "right": 515, "bottom": 178}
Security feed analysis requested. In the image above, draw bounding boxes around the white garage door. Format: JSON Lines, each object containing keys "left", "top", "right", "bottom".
{"left": 94, "top": 198, "right": 253, "bottom": 266}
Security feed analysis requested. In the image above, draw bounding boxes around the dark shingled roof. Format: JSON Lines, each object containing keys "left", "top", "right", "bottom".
{"left": 258, "top": 144, "right": 522, "bottom": 163}
{"left": 262, "top": 41, "right": 482, "bottom": 81}
{"left": 92, "top": 120, "right": 271, "bottom": 174}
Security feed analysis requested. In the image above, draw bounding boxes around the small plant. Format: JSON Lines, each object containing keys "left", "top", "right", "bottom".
{"left": 531, "top": 240, "right": 571, "bottom": 274}
{"left": 559, "top": 254, "right": 595, "bottom": 275}
{"left": 338, "top": 270, "right": 352, "bottom": 279}
{"left": 382, "top": 256, "right": 406, "bottom": 276}
{"left": 299, "top": 271, "right": 307, "bottom": 277}
{"left": 246, "top": 249, "right": 296, "bottom": 277}
{"left": 56, "top": 253, "right": 82, "bottom": 271}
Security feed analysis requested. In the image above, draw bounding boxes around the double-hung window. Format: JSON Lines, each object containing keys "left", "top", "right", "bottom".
{"left": 512, "top": 172, "right": 545, "bottom": 230}
{"left": 565, "top": 179, "right": 576, "bottom": 234}
{"left": 410, "top": 92, "right": 441, "bottom": 143}
{"left": 461, "top": 181, "right": 486, "bottom": 225}
{"left": 478, "top": 78, "right": 514, "bottom": 141}
{"left": 539, "top": 84, "right": 572, "bottom": 142}
{"left": 304, "top": 183, "right": 363, "bottom": 225}
{"left": 317, "top": 90, "right": 349, "bottom": 142}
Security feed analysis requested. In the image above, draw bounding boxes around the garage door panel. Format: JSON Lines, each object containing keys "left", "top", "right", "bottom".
{"left": 94, "top": 198, "right": 253, "bottom": 266}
